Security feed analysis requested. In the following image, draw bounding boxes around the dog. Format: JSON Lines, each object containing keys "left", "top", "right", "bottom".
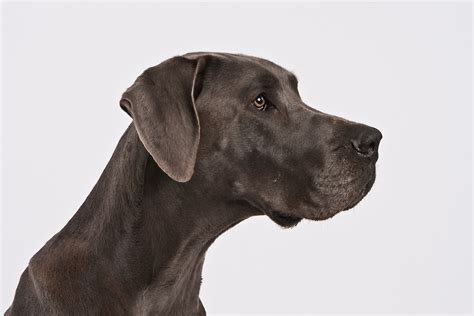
{"left": 6, "top": 52, "right": 382, "bottom": 315}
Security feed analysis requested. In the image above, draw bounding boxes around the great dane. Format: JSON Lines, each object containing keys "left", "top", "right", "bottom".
{"left": 7, "top": 52, "right": 382, "bottom": 315}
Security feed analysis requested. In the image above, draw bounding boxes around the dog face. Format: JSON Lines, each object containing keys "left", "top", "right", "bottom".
{"left": 121, "top": 53, "right": 381, "bottom": 228}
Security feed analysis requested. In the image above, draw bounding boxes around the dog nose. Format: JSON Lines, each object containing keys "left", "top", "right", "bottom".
{"left": 351, "top": 126, "right": 382, "bottom": 158}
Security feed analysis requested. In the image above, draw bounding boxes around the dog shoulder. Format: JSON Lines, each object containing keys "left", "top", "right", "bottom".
{"left": 15, "top": 235, "right": 128, "bottom": 315}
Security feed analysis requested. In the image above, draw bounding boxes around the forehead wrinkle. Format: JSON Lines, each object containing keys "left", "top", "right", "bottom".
{"left": 257, "top": 72, "right": 281, "bottom": 90}
{"left": 237, "top": 67, "right": 282, "bottom": 96}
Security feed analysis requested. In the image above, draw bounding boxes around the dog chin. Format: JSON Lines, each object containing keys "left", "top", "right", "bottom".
{"left": 255, "top": 173, "right": 375, "bottom": 228}
{"left": 267, "top": 210, "right": 303, "bottom": 228}
{"left": 293, "top": 174, "right": 377, "bottom": 223}
{"left": 268, "top": 208, "right": 339, "bottom": 227}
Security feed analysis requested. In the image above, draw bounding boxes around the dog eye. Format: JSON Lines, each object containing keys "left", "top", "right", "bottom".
{"left": 252, "top": 95, "right": 268, "bottom": 111}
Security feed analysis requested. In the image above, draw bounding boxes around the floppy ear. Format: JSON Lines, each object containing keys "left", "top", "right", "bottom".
{"left": 120, "top": 56, "right": 206, "bottom": 182}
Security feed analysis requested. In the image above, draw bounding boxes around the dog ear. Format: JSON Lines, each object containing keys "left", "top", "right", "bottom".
{"left": 120, "top": 56, "right": 207, "bottom": 182}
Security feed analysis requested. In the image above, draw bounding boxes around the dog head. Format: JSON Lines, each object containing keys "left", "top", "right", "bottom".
{"left": 120, "top": 52, "right": 382, "bottom": 227}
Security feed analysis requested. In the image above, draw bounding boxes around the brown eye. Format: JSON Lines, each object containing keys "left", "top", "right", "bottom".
{"left": 252, "top": 95, "right": 267, "bottom": 111}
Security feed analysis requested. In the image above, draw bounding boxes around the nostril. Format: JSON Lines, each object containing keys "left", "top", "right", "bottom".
{"left": 351, "top": 139, "right": 368, "bottom": 156}
{"left": 367, "top": 141, "right": 376, "bottom": 154}
{"left": 351, "top": 140, "right": 375, "bottom": 157}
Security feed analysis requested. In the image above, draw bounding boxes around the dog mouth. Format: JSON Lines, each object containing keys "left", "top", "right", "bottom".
{"left": 269, "top": 173, "right": 376, "bottom": 226}
{"left": 245, "top": 171, "right": 375, "bottom": 228}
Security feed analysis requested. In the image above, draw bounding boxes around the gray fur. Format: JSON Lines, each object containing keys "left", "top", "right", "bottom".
{"left": 6, "top": 52, "right": 381, "bottom": 315}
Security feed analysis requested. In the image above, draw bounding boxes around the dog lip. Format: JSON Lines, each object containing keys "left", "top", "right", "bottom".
{"left": 341, "top": 174, "right": 376, "bottom": 212}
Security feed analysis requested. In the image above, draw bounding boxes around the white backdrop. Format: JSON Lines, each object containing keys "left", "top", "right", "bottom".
{"left": 1, "top": 2, "right": 472, "bottom": 314}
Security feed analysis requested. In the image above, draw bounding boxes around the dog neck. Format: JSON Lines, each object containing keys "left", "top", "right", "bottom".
{"left": 69, "top": 123, "right": 256, "bottom": 314}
